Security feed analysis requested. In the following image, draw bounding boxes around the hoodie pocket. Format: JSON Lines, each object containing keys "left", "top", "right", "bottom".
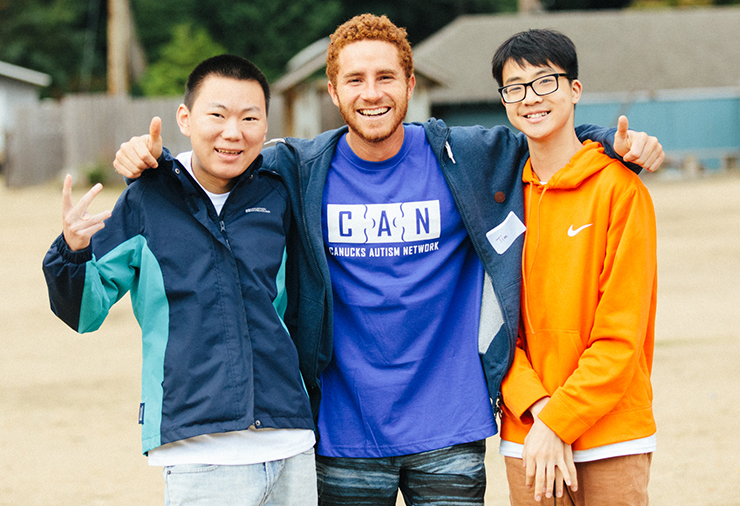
{"left": 524, "top": 329, "right": 585, "bottom": 393}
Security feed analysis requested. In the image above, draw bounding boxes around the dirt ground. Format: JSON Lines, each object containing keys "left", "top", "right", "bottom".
{"left": 1, "top": 171, "right": 739, "bottom": 505}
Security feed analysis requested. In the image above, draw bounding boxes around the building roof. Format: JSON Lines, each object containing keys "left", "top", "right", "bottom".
{"left": 273, "top": 37, "right": 451, "bottom": 93}
{"left": 412, "top": 7, "right": 740, "bottom": 104}
{"left": 0, "top": 61, "right": 51, "bottom": 87}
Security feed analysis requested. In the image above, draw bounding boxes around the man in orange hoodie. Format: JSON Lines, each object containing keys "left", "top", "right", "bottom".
{"left": 491, "top": 29, "right": 657, "bottom": 505}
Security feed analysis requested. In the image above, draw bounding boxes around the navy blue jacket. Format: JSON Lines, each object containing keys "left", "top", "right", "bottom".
{"left": 42, "top": 151, "right": 315, "bottom": 453}
{"left": 260, "top": 119, "right": 627, "bottom": 424}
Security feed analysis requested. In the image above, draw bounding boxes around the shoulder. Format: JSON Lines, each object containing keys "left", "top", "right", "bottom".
{"left": 601, "top": 156, "right": 648, "bottom": 191}
{"left": 127, "top": 165, "right": 174, "bottom": 199}
{"left": 256, "top": 166, "right": 290, "bottom": 200}
{"left": 424, "top": 119, "right": 526, "bottom": 155}
{"left": 591, "top": 158, "right": 653, "bottom": 212}
{"left": 263, "top": 126, "right": 347, "bottom": 169}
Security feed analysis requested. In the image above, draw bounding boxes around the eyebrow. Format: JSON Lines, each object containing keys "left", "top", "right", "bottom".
{"left": 341, "top": 68, "right": 399, "bottom": 79}
{"left": 207, "top": 102, "right": 262, "bottom": 114}
{"left": 504, "top": 67, "right": 556, "bottom": 86}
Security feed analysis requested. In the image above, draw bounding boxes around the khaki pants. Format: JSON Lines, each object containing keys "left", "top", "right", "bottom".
{"left": 505, "top": 453, "right": 652, "bottom": 506}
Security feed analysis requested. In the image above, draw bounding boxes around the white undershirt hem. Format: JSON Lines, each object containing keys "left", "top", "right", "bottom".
{"left": 499, "top": 434, "right": 656, "bottom": 463}
{"left": 148, "top": 427, "right": 316, "bottom": 467}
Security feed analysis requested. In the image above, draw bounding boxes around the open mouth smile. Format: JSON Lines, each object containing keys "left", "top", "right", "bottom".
{"left": 215, "top": 148, "right": 243, "bottom": 155}
{"left": 359, "top": 107, "right": 391, "bottom": 117}
{"left": 524, "top": 111, "right": 549, "bottom": 119}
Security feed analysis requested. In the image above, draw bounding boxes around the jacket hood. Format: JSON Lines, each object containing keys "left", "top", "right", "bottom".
{"left": 523, "top": 141, "right": 611, "bottom": 190}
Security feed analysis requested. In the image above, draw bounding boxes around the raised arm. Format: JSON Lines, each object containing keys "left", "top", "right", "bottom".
{"left": 114, "top": 116, "right": 163, "bottom": 179}
{"left": 576, "top": 115, "right": 664, "bottom": 173}
{"left": 43, "top": 178, "right": 136, "bottom": 333}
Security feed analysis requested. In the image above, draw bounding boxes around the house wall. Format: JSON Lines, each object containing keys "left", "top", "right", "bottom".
{"left": 576, "top": 91, "right": 740, "bottom": 169}
{"left": 0, "top": 77, "right": 42, "bottom": 162}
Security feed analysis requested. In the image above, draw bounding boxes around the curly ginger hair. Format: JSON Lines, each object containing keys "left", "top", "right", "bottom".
{"left": 326, "top": 13, "right": 414, "bottom": 86}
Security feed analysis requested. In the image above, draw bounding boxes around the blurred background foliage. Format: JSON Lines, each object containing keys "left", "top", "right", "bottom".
{"left": 0, "top": 0, "right": 731, "bottom": 99}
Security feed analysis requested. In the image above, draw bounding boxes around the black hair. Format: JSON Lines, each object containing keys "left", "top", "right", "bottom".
{"left": 492, "top": 29, "right": 578, "bottom": 87}
{"left": 184, "top": 54, "right": 271, "bottom": 114}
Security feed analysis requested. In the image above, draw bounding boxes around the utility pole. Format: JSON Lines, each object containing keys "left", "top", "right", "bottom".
{"left": 107, "top": 0, "right": 130, "bottom": 95}
{"left": 518, "top": 0, "right": 543, "bottom": 14}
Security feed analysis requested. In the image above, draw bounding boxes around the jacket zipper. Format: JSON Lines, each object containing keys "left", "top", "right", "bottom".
{"left": 435, "top": 128, "right": 518, "bottom": 411}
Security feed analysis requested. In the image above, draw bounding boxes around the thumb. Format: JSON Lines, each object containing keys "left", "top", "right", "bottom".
{"left": 62, "top": 174, "right": 74, "bottom": 215}
{"left": 148, "top": 116, "right": 163, "bottom": 159}
{"left": 616, "top": 115, "right": 629, "bottom": 143}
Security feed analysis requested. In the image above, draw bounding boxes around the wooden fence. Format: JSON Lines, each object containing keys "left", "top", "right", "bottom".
{"left": 4, "top": 92, "right": 286, "bottom": 187}
{"left": 4, "top": 94, "right": 193, "bottom": 187}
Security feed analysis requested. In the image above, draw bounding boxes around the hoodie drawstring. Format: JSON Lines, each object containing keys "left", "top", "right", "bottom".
{"left": 445, "top": 142, "right": 456, "bottom": 164}
{"left": 521, "top": 181, "right": 548, "bottom": 335}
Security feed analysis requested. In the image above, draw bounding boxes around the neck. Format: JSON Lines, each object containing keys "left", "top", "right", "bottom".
{"left": 191, "top": 155, "right": 236, "bottom": 194}
{"left": 346, "top": 125, "right": 406, "bottom": 162}
{"left": 527, "top": 127, "right": 583, "bottom": 182}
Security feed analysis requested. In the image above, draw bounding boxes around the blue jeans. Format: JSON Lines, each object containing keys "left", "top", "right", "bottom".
{"left": 316, "top": 440, "right": 487, "bottom": 506}
{"left": 163, "top": 449, "right": 317, "bottom": 506}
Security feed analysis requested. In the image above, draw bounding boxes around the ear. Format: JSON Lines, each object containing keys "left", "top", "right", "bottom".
{"left": 176, "top": 104, "right": 191, "bottom": 137}
{"left": 570, "top": 79, "right": 582, "bottom": 105}
{"left": 328, "top": 81, "right": 340, "bottom": 108}
{"left": 406, "top": 74, "right": 416, "bottom": 101}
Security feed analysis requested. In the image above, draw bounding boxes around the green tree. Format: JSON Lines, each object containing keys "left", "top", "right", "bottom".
{"left": 0, "top": 0, "right": 107, "bottom": 98}
{"left": 132, "top": 0, "right": 343, "bottom": 81}
{"left": 542, "top": 0, "right": 631, "bottom": 10}
{"left": 137, "top": 22, "right": 226, "bottom": 96}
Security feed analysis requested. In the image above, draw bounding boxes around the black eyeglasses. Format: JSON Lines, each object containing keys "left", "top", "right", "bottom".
{"left": 498, "top": 73, "right": 570, "bottom": 104}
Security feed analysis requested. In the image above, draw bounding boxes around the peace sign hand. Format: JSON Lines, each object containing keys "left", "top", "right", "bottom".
{"left": 61, "top": 174, "right": 112, "bottom": 251}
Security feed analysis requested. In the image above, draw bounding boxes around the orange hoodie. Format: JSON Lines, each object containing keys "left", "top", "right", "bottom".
{"left": 500, "top": 141, "right": 657, "bottom": 451}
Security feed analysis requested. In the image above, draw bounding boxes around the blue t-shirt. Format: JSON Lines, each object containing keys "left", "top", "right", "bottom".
{"left": 318, "top": 124, "right": 496, "bottom": 458}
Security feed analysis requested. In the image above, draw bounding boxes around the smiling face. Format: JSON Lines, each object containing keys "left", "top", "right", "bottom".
{"left": 501, "top": 60, "right": 581, "bottom": 145}
{"left": 327, "top": 39, "right": 415, "bottom": 161}
{"left": 176, "top": 75, "right": 267, "bottom": 193}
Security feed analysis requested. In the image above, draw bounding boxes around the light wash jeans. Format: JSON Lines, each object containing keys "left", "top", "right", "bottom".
{"left": 163, "top": 449, "right": 317, "bottom": 506}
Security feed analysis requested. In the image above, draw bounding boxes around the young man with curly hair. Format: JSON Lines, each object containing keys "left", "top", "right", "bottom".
{"left": 114, "top": 14, "right": 663, "bottom": 505}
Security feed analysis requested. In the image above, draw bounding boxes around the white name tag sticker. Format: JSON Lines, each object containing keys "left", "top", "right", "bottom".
{"left": 486, "top": 211, "right": 526, "bottom": 255}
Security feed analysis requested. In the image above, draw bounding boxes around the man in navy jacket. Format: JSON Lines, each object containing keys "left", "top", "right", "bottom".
{"left": 44, "top": 55, "right": 317, "bottom": 506}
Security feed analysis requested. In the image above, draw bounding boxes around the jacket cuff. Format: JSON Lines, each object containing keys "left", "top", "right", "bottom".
{"left": 537, "top": 391, "right": 591, "bottom": 445}
{"left": 124, "top": 149, "right": 170, "bottom": 185}
{"left": 54, "top": 234, "right": 93, "bottom": 264}
{"left": 575, "top": 126, "right": 642, "bottom": 175}
{"left": 502, "top": 374, "right": 550, "bottom": 421}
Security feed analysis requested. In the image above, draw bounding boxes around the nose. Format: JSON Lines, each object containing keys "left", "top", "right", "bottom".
{"left": 522, "top": 84, "right": 542, "bottom": 105}
{"left": 360, "top": 80, "right": 382, "bottom": 101}
{"left": 222, "top": 117, "right": 240, "bottom": 139}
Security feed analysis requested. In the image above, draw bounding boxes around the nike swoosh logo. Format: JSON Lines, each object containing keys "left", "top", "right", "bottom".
{"left": 567, "top": 224, "right": 593, "bottom": 237}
